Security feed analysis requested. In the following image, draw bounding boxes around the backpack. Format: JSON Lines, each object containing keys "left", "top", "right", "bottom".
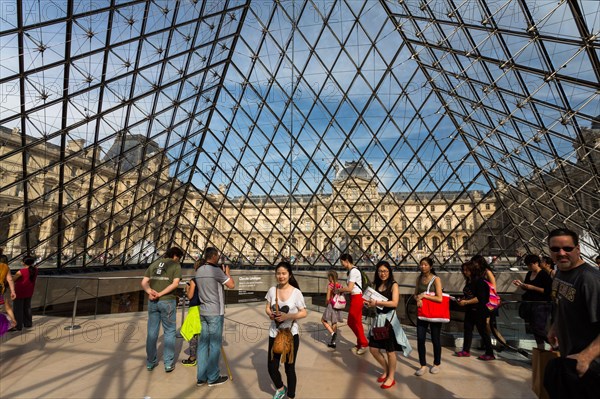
{"left": 349, "top": 267, "right": 371, "bottom": 292}
{"left": 485, "top": 280, "right": 501, "bottom": 311}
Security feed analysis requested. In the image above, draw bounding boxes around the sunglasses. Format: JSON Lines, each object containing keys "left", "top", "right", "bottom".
{"left": 549, "top": 246, "right": 576, "bottom": 253}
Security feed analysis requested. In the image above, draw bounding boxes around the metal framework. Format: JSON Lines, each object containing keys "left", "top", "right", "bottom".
{"left": 0, "top": 0, "right": 598, "bottom": 268}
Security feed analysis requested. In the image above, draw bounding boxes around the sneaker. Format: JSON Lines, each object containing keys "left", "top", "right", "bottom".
{"left": 273, "top": 386, "right": 287, "bottom": 399}
{"left": 146, "top": 363, "right": 157, "bottom": 371}
{"left": 455, "top": 351, "right": 470, "bottom": 357}
{"left": 356, "top": 347, "right": 368, "bottom": 355}
{"left": 477, "top": 354, "right": 496, "bottom": 361}
{"left": 430, "top": 366, "right": 440, "bottom": 374}
{"left": 414, "top": 367, "right": 427, "bottom": 377}
{"left": 208, "top": 376, "right": 229, "bottom": 386}
{"left": 327, "top": 342, "right": 336, "bottom": 349}
{"left": 182, "top": 357, "right": 197, "bottom": 367}
{"left": 165, "top": 365, "right": 175, "bottom": 373}
{"left": 196, "top": 380, "right": 206, "bottom": 387}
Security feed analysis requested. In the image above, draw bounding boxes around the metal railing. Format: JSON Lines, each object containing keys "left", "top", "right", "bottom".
{"left": 35, "top": 272, "right": 545, "bottom": 359}
{"left": 403, "top": 292, "right": 549, "bottom": 359}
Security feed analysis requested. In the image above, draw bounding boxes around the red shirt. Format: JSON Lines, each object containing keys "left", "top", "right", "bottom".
{"left": 14, "top": 267, "right": 37, "bottom": 298}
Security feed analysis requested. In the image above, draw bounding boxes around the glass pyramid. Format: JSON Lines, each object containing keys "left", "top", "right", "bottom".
{"left": 0, "top": 0, "right": 598, "bottom": 268}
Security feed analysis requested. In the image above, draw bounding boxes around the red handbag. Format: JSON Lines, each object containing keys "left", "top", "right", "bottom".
{"left": 417, "top": 276, "right": 451, "bottom": 323}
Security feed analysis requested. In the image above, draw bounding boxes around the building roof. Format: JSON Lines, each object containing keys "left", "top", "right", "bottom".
{"left": 103, "top": 133, "right": 161, "bottom": 172}
{"left": 334, "top": 160, "right": 373, "bottom": 182}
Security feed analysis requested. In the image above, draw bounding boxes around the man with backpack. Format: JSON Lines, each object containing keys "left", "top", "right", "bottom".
{"left": 338, "top": 254, "right": 369, "bottom": 355}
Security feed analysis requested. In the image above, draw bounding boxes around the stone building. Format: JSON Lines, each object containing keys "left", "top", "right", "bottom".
{"left": 0, "top": 126, "right": 199, "bottom": 266}
{"left": 492, "top": 117, "right": 600, "bottom": 257}
{"left": 206, "top": 160, "right": 496, "bottom": 266}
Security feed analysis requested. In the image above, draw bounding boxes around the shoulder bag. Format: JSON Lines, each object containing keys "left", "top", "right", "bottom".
{"left": 417, "top": 276, "right": 451, "bottom": 323}
{"left": 485, "top": 280, "right": 501, "bottom": 311}
{"left": 271, "top": 288, "right": 295, "bottom": 363}
{"left": 371, "top": 312, "right": 394, "bottom": 341}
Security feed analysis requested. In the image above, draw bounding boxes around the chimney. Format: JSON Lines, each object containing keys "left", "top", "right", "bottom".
{"left": 67, "top": 138, "right": 86, "bottom": 153}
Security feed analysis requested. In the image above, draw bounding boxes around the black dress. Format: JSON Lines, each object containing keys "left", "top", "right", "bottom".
{"left": 368, "top": 282, "right": 402, "bottom": 352}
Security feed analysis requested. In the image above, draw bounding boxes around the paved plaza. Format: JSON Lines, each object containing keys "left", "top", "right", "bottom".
{"left": 1, "top": 304, "right": 536, "bottom": 399}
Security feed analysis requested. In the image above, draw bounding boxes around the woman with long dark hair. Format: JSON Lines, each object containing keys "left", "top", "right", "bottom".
{"left": 414, "top": 257, "right": 444, "bottom": 376}
{"left": 265, "top": 261, "right": 307, "bottom": 399}
{"left": 513, "top": 254, "right": 552, "bottom": 349}
{"left": 12, "top": 255, "right": 38, "bottom": 331}
{"left": 365, "top": 261, "right": 412, "bottom": 389}
{"left": 456, "top": 261, "right": 495, "bottom": 360}
{"left": 471, "top": 255, "right": 505, "bottom": 349}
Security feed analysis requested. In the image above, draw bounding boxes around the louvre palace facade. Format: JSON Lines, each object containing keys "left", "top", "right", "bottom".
{"left": 1, "top": 125, "right": 496, "bottom": 267}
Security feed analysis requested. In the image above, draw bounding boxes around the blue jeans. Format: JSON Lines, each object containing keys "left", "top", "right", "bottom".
{"left": 196, "top": 315, "right": 224, "bottom": 383}
{"left": 146, "top": 299, "right": 177, "bottom": 369}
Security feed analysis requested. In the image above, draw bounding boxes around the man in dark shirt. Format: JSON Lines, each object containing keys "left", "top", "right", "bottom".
{"left": 544, "top": 228, "right": 600, "bottom": 399}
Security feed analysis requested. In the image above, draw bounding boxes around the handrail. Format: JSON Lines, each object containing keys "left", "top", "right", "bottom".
{"left": 35, "top": 271, "right": 296, "bottom": 328}
{"left": 403, "top": 292, "right": 550, "bottom": 359}
{"left": 35, "top": 272, "right": 541, "bottom": 357}
{"left": 491, "top": 299, "right": 553, "bottom": 358}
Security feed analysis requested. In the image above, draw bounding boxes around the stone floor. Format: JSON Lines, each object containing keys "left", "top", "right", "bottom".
{"left": 0, "top": 304, "right": 536, "bottom": 399}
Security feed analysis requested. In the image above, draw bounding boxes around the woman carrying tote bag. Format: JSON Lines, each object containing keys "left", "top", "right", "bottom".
{"left": 414, "top": 257, "right": 445, "bottom": 376}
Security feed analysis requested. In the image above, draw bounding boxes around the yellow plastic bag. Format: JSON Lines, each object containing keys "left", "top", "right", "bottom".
{"left": 180, "top": 305, "right": 201, "bottom": 341}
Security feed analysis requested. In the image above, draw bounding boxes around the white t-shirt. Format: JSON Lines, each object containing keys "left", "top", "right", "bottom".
{"left": 347, "top": 267, "right": 362, "bottom": 295}
{"left": 265, "top": 286, "right": 306, "bottom": 337}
